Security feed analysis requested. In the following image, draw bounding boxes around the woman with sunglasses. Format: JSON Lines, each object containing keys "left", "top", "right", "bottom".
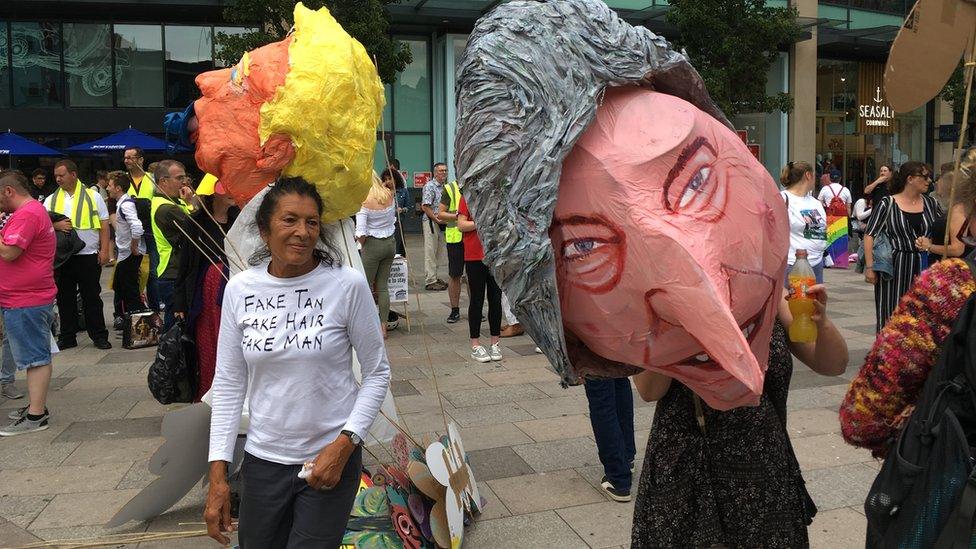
{"left": 863, "top": 161, "right": 939, "bottom": 331}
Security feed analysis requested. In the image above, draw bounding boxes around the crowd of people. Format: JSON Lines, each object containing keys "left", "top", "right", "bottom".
{"left": 3, "top": 144, "right": 975, "bottom": 546}
{"left": 0, "top": 148, "right": 238, "bottom": 435}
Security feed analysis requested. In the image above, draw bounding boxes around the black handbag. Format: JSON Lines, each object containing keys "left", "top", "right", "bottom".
{"left": 147, "top": 321, "right": 198, "bottom": 404}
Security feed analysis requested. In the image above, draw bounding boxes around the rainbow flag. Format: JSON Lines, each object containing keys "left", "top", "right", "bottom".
{"left": 826, "top": 215, "right": 850, "bottom": 269}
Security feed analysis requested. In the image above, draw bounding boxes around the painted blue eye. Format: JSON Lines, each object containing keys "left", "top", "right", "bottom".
{"left": 574, "top": 240, "right": 596, "bottom": 254}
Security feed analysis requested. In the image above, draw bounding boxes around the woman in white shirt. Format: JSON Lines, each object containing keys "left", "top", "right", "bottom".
{"left": 780, "top": 161, "right": 828, "bottom": 284}
{"left": 355, "top": 173, "right": 397, "bottom": 338}
{"left": 204, "top": 177, "right": 391, "bottom": 547}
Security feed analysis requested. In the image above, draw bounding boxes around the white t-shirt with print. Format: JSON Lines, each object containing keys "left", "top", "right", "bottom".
{"left": 782, "top": 190, "right": 828, "bottom": 266}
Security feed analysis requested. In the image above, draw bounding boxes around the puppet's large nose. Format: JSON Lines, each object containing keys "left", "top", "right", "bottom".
{"left": 634, "top": 229, "right": 764, "bottom": 407}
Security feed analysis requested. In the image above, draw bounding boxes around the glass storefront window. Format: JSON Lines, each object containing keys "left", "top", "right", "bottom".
{"left": 395, "top": 134, "right": 433, "bottom": 181}
{"left": 816, "top": 59, "right": 925, "bottom": 199}
{"left": 63, "top": 23, "right": 113, "bottom": 107}
{"left": 165, "top": 25, "right": 213, "bottom": 108}
{"left": 10, "top": 22, "right": 63, "bottom": 108}
{"left": 0, "top": 23, "right": 9, "bottom": 108}
{"left": 394, "top": 40, "right": 431, "bottom": 132}
{"left": 114, "top": 24, "right": 163, "bottom": 107}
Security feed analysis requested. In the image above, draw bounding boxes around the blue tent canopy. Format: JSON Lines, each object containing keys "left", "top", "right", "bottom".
{"left": 65, "top": 128, "right": 172, "bottom": 154}
{"left": 0, "top": 131, "right": 61, "bottom": 156}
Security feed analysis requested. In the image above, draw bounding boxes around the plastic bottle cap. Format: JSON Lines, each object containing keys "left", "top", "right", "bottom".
{"left": 795, "top": 249, "right": 808, "bottom": 259}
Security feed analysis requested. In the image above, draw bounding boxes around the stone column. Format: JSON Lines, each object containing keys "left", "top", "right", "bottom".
{"left": 789, "top": 0, "right": 818, "bottom": 166}
{"left": 933, "top": 99, "right": 956, "bottom": 171}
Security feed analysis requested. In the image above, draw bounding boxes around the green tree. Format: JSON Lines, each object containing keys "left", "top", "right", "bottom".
{"left": 667, "top": 0, "right": 801, "bottom": 118}
{"left": 214, "top": 0, "right": 411, "bottom": 84}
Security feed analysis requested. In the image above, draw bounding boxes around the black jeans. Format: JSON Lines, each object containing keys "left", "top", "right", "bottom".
{"left": 55, "top": 253, "right": 108, "bottom": 343}
{"left": 584, "top": 378, "right": 636, "bottom": 491}
{"left": 465, "top": 260, "right": 502, "bottom": 340}
{"left": 113, "top": 254, "right": 144, "bottom": 316}
{"left": 239, "top": 447, "right": 362, "bottom": 549}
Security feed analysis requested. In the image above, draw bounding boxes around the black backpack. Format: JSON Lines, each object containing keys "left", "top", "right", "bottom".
{"left": 147, "top": 321, "right": 197, "bottom": 404}
{"left": 865, "top": 261, "right": 976, "bottom": 548}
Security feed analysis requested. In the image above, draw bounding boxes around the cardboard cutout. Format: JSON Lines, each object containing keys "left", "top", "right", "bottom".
{"left": 885, "top": 0, "right": 976, "bottom": 113}
{"left": 553, "top": 88, "right": 787, "bottom": 409}
{"left": 191, "top": 2, "right": 384, "bottom": 223}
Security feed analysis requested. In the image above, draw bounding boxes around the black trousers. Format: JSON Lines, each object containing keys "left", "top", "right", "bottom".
{"left": 239, "top": 447, "right": 362, "bottom": 549}
{"left": 55, "top": 253, "right": 108, "bottom": 343}
{"left": 113, "top": 254, "right": 144, "bottom": 316}
{"left": 465, "top": 260, "right": 502, "bottom": 339}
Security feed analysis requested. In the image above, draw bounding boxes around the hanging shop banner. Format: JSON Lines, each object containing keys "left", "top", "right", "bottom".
{"left": 414, "top": 172, "right": 431, "bottom": 188}
{"left": 858, "top": 63, "right": 896, "bottom": 135}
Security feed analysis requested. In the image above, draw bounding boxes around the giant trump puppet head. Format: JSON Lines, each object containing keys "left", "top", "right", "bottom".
{"left": 455, "top": 0, "right": 788, "bottom": 409}
{"left": 169, "top": 2, "right": 384, "bottom": 223}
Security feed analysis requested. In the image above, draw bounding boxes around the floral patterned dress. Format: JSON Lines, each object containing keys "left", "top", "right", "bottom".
{"left": 631, "top": 322, "right": 816, "bottom": 548}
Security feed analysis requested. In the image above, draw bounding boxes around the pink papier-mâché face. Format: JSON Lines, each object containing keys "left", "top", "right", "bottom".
{"left": 551, "top": 88, "right": 788, "bottom": 409}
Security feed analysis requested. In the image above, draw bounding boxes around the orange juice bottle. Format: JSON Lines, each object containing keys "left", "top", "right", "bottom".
{"left": 787, "top": 249, "right": 818, "bottom": 343}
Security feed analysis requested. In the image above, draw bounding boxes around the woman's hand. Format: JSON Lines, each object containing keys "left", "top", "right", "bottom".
{"left": 204, "top": 463, "right": 234, "bottom": 545}
{"left": 806, "top": 284, "right": 828, "bottom": 325}
{"left": 306, "top": 434, "right": 356, "bottom": 491}
{"left": 864, "top": 269, "right": 877, "bottom": 284}
{"left": 915, "top": 236, "right": 932, "bottom": 253}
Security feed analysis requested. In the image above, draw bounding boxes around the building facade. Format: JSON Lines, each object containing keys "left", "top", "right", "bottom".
{"left": 0, "top": 1, "right": 955, "bottom": 210}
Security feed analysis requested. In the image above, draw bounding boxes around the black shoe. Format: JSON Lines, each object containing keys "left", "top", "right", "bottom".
{"left": 57, "top": 338, "right": 77, "bottom": 350}
{"left": 600, "top": 476, "right": 632, "bottom": 502}
{"left": 113, "top": 317, "right": 124, "bottom": 331}
{"left": 446, "top": 310, "right": 461, "bottom": 324}
{"left": 93, "top": 339, "right": 112, "bottom": 350}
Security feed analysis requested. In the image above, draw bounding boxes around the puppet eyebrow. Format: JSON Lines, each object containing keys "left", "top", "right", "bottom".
{"left": 551, "top": 215, "right": 624, "bottom": 243}
{"left": 662, "top": 136, "right": 716, "bottom": 212}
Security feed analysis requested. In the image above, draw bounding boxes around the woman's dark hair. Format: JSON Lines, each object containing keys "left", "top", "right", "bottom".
{"left": 380, "top": 167, "right": 405, "bottom": 190}
{"left": 248, "top": 176, "right": 343, "bottom": 267}
{"left": 780, "top": 161, "right": 813, "bottom": 189}
{"left": 891, "top": 161, "right": 929, "bottom": 195}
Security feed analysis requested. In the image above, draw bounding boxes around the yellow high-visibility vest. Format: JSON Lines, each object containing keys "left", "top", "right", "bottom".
{"left": 150, "top": 195, "right": 190, "bottom": 277}
{"left": 50, "top": 181, "right": 101, "bottom": 230}
{"left": 444, "top": 181, "right": 462, "bottom": 244}
{"left": 128, "top": 173, "right": 155, "bottom": 200}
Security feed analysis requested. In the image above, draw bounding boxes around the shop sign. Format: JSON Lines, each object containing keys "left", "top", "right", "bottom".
{"left": 414, "top": 171, "right": 432, "bottom": 188}
{"left": 858, "top": 86, "right": 897, "bottom": 129}
{"left": 939, "top": 124, "right": 960, "bottom": 142}
{"left": 858, "top": 63, "right": 896, "bottom": 135}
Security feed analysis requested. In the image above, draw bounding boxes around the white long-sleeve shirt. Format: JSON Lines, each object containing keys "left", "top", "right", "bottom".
{"left": 354, "top": 203, "right": 396, "bottom": 239}
{"left": 208, "top": 263, "right": 391, "bottom": 464}
{"left": 114, "top": 194, "right": 146, "bottom": 261}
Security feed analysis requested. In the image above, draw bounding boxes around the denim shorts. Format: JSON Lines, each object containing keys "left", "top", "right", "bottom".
{"left": 2, "top": 303, "right": 55, "bottom": 370}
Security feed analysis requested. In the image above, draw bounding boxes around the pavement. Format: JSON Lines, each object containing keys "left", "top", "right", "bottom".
{"left": 0, "top": 235, "right": 882, "bottom": 548}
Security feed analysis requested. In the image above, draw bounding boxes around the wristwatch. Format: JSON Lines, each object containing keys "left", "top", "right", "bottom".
{"left": 341, "top": 430, "right": 362, "bottom": 446}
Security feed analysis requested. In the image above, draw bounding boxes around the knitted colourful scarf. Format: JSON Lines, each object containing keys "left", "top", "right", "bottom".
{"left": 840, "top": 258, "right": 976, "bottom": 458}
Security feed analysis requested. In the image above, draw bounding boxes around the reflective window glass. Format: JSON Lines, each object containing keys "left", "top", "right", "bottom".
{"left": 63, "top": 23, "right": 113, "bottom": 107}
{"left": 165, "top": 25, "right": 213, "bottom": 107}
{"left": 393, "top": 40, "right": 431, "bottom": 132}
{"left": 0, "top": 23, "right": 9, "bottom": 108}
{"left": 114, "top": 24, "right": 163, "bottom": 107}
{"left": 10, "top": 22, "right": 63, "bottom": 108}
{"left": 213, "top": 27, "right": 256, "bottom": 67}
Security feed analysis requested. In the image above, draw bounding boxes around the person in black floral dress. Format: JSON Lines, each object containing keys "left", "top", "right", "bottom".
{"left": 631, "top": 286, "right": 849, "bottom": 548}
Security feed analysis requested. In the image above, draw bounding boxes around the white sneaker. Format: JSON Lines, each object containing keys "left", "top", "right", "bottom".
{"left": 489, "top": 344, "right": 503, "bottom": 362}
{"left": 471, "top": 345, "right": 492, "bottom": 363}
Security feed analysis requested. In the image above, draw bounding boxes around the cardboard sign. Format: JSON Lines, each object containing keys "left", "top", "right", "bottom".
{"left": 885, "top": 0, "right": 976, "bottom": 113}
{"left": 414, "top": 172, "right": 432, "bottom": 188}
{"left": 388, "top": 257, "right": 409, "bottom": 303}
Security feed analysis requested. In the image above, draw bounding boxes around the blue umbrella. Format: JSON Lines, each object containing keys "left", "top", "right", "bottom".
{"left": 65, "top": 127, "right": 174, "bottom": 154}
{"left": 0, "top": 131, "right": 61, "bottom": 156}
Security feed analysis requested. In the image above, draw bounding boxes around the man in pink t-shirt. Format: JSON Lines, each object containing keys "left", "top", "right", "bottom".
{"left": 0, "top": 170, "right": 56, "bottom": 437}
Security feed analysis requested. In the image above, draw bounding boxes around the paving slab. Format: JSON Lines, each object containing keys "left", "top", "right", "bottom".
{"left": 805, "top": 463, "right": 879, "bottom": 511}
{"left": 457, "top": 423, "right": 535, "bottom": 452}
{"left": 466, "top": 447, "right": 536, "bottom": 481}
{"left": 512, "top": 437, "right": 602, "bottom": 473}
{"left": 52, "top": 417, "right": 163, "bottom": 443}
{"left": 556, "top": 500, "right": 636, "bottom": 548}
{"left": 448, "top": 402, "right": 535, "bottom": 428}
{"left": 793, "top": 432, "right": 875, "bottom": 471}
{"left": 515, "top": 415, "right": 594, "bottom": 443}
{"left": 443, "top": 384, "right": 548, "bottom": 408}
{"left": 0, "top": 462, "right": 131, "bottom": 496}
{"left": 488, "top": 470, "right": 605, "bottom": 516}
{"left": 466, "top": 510, "right": 589, "bottom": 548}
{"left": 809, "top": 506, "right": 867, "bottom": 549}
{"left": 0, "top": 494, "right": 54, "bottom": 528}
{"left": 62, "top": 437, "right": 163, "bottom": 466}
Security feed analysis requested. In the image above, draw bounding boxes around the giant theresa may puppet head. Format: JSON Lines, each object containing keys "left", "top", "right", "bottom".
{"left": 455, "top": 0, "right": 789, "bottom": 410}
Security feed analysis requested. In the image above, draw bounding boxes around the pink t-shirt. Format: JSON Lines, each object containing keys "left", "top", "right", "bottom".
{"left": 0, "top": 200, "right": 57, "bottom": 309}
